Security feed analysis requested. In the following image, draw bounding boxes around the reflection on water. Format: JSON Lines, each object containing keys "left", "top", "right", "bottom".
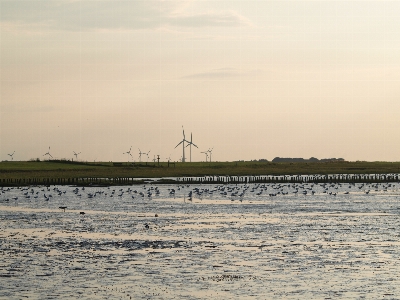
{"left": 1, "top": 182, "right": 400, "bottom": 299}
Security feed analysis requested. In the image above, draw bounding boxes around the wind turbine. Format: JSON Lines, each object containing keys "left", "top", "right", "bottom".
{"left": 145, "top": 150, "right": 150, "bottom": 162}
{"left": 43, "top": 147, "right": 53, "bottom": 159}
{"left": 73, "top": 151, "right": 81, "bottom": 160}
{"left": 138, "top": 148, "right": 144, "bottom": 162}
{"left": 123, "top": 146, "right": 133, "bottom": 161}
{"left": 185, "top": 132, "right": 198, "bottom": 162}
{"left": 201, "top": 151, "right": 209, "bottom": 162}
{"left": 207, "top": 148, "right": 213, "bottom": 162}
{"left": 8, "top": 151, "right": 15, "bottom": 161}
{"left": 174, "top": 126, "right": 190, "bottom": 162}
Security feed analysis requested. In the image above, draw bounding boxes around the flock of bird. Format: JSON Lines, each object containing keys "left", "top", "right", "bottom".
{"left": 1, "top": 182, "right": 398, "bottom": 204}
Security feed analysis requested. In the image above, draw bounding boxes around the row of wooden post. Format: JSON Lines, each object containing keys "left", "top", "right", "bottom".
{"left": 1, "top": 174, "right": 399, "bottom": 186}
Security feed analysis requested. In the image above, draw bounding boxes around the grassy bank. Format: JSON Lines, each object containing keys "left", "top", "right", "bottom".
{"left": 1, "top": 160, "right": 400, "bottom": 181}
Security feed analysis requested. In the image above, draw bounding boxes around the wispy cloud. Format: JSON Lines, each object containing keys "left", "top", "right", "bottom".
{"left": 0, "top": 1, "right": 252, "bottom": 34}
{"left": 182, "top": 68, "right": 262, "bottom": 79}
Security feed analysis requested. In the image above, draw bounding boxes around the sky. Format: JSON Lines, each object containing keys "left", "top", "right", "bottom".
{"left": 1, "top": 0, "right": 400, "bottom": 162}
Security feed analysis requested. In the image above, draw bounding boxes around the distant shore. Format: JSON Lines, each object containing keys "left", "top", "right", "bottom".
{"left": 1, "top": 160, "right": 400, "bottom": 186}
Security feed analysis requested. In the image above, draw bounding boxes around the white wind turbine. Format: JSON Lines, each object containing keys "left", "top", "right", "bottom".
{"left": 201, "top": 151, "right": 209, "bottom": 162}
{"left": 185, "top": 132, "right": 198, "bottom": 162}
{"left": 207, "top": 148, "right": 214, "bottom": 162}
{"left": 8, "top": 151, "right": 15, "bottom": 161}
{"left": 138, "top": 148, "right": 144, "bottom": 162}
{"left": 43, "top": 147, "right": 53, "bottom": 159}
{"left": 174, "top": 126, "right": 190, "bottom": 162}
{"left": 73, "top": 151, "right": 81, "bottom": 160}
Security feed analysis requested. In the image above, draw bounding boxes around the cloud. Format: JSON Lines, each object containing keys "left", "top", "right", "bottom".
{"left": 170, "top": 11, "right": 251, "bottom": 28}
{"left": 0, "top": 1, "right": 251, "bottom": 34}
{"left": 182, "top": 68, "right": 262, "bottom": 79}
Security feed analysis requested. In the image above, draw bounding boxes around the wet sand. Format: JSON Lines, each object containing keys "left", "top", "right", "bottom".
{"left": 1, "top": 183, "right": 400, "bottom": 299}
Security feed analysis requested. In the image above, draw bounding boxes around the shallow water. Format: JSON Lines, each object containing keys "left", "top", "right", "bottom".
{"left": 1, "top": 182, "right": 400, "bottom": 299}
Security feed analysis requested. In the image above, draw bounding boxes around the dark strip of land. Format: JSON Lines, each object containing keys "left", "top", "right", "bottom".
{"left": 1, "top": 160, "right": 400, "bottom": 186}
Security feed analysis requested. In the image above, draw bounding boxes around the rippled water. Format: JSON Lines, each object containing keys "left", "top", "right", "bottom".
{"left": 1, "top": 182, "right": 400, "bottom": 299}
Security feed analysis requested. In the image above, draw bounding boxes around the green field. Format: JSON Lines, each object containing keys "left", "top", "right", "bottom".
{"left": 1, "top": 160, "right": 400, "bottom": 181}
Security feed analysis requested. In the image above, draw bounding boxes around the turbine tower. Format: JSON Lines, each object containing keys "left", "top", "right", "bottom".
{"left": 185, "top": 132, "right": 198, "bottom": 162}
{"left": 201, "top": 151, "right": 208, "bottom": 162}
{"left": 207, "top": 148, "right": 213, "bottom": 162}
{"left": 174, "top": 126, "right": 190, "bottom": 162}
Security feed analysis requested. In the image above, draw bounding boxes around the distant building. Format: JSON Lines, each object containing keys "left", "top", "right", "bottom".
{"left": 272, "top": 157, "right": 345, "bottom": 163}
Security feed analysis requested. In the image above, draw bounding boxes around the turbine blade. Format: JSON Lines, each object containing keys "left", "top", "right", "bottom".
{"left": 175, "top": 141, "right": 183, "bottom": 148}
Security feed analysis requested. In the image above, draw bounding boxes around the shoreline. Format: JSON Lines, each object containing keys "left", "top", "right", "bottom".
{"left": 1, "top": 173, "right": 399, "bottom": 187}
{"left": 2, "top": 161, "right": 400, "bottom": 186}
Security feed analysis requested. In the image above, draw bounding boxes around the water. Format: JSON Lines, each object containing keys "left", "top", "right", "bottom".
{"left": 1, "top": 182, "right": 400, "bottom": 299}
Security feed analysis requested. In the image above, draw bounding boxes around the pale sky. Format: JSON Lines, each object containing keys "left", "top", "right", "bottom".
{"left": 1, "top": 0, "right": 400, "bottom": 162}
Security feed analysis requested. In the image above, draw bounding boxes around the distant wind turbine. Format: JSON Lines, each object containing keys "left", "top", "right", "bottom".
{"left": 185, "top": 132, "right": 198, "bottom": 162}
{"left": 8, "top": 151, "right": 15, "bottom": 161}
{"left": 138, "top": 148, "right": 144, "bottom": 162}
{"left": 207, "top": 148, "right": 213, "bottom": 162}
{"left": 123, "top": 146, "right": 133, "bottom": 160}
{"left": 174, "top": 126, "right": 190, "bottom": 162}
{"left": 73, "top": 151, "right": 81, "bottom": 160}
{"left": 43, "top": 147, "right": 53, "bottom": 159}
{"left": 201, "top": 151, "right": 209, "bottom": 162}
